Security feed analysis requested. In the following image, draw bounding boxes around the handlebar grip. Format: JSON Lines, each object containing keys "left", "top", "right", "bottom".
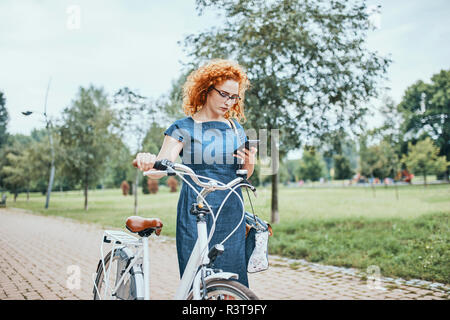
{"left": 153, "top": 159, "right": 175, "bottom": 171}
{"left": 133, "top": 158, "right": 174, "bottom": 170}
{"left": 152, "top": 160, "right": 165, "bottom": 170}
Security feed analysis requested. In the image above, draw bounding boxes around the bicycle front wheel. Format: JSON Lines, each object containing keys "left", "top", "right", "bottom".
{"left": 189, "top": 279, "right": 259, "bottom": 300}
{"left": 93, "top": 248, "right": 144, "bottom": 300}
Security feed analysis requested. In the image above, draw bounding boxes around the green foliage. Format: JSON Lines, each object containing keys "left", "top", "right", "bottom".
{"left": 59, "top": 85, "right": 116, "bottom": 210}
{"left": 285, "top": 159, "right": 301, "bottom": 182}
{"left": 359, "top": 134, "right": 400, "bottom": 180}
{"left": 297, "top": 148, "right": 326, "bottom": 182}
{"left": 102, "top": 135, "right": 135, "bottom": 188}
{"left": 261, "top": 160, "right": 290, "bottom": 185}
{"left": 333, "top": 154, "right": 353, "bottom": 180}
{"left": 2, "top": 151, "right": 30, "bottom": 199}
{"left": 113, "top": 87, "right": 158, "bottom": 154}
{"left": 402, "top": 137, "right": 449, "bottom": 185}
{"left": 0, "top": 135, "right": 33, "bottom": 196}
{"left": 398, "top": 69, "right": 450, "bottom": 173}
{"left": 185, "top": 0, "right": 390, "bottom": 156}
{"left": 0, "top": 91, "right": 8, "bottom": 149}
{"left": 142, "top": 175, "right": 149, "bottom": 195}
{"left": 26, "top": 131, "right": 57, "bottom": 193}
{"left": 159, "top": 71, "right": 191, "bottom": 122}
{"left": 141, "top": 122, "right": 165, "bottom": 155}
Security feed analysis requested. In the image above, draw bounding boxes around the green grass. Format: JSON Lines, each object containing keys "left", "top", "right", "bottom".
{"left": 6, "top": 183, "right": 450, "bottom": 284}
{"left": 271, "top": 213, "right": 449, "bottom": 284}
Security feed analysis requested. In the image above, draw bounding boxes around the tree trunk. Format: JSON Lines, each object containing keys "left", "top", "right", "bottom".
{"left": 271, "top": 172, "right": 279, "bottom": 224}
{"left": 84, "top": 172, "right": 89, "bottom": 211}
{"left": 371, "top": 174, "right": 376, "bottom": 198}
{"left": 424, "top": 173, "right": 427, "bottom": 187}
{"left": 394, "top": 181, "right": 399, "bottom": 200}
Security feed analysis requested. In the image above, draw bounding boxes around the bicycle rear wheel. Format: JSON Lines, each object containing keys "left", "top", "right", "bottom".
{"left": 93, "top": 248, "right": 144, "bottom": 300}
{"left": 188, "top": 279, "right": 259, "bottom": 300}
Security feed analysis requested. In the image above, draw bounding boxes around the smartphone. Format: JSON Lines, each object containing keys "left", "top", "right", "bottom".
{"left": 233, "top": 139, "right": 259, "bottom": 155}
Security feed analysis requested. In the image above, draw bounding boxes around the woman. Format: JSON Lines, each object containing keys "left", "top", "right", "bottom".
{"left": 135, "top": 59, "right": 257, "bottom": 287}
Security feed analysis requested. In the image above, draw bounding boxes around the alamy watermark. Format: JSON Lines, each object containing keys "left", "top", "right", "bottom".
{"left": 169, "top": 125, "right": 280, "bottom": 175}
{"left": 66, "top": 5, "right": 81, "bottom": 30}
{"left": 66, "top": 265, "right": 81, "bottom": 290}
{"left": 366, "top": 265, "right": 385, "bottom": 291}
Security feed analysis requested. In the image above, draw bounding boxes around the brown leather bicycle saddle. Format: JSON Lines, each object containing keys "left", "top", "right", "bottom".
{"left": 126, "top": 216, "right": 163, "bottom": 236}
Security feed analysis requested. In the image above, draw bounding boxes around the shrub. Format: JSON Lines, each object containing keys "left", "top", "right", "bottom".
{"left": 120, "top": 180, "right": 129, "bottom": 196}
{"left": 147, "top": 178, "right": 158, "bottom": 194}
{"left": 167, "top": 176, "right": 178, "bottom": 192}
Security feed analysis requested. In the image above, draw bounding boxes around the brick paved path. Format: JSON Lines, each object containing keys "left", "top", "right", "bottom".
{"left": 0, "top": 208, "right": 447, "bottom": 300}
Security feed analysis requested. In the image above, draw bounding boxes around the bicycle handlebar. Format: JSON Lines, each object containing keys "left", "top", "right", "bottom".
{"left": 135, "top": 158, "right": 255, "bottom": 192}
{"left": 133, "top": 159, "right": 256, "bottom": 192}
{"left": 133, "top": 157, "right": 257, "bottom": 256}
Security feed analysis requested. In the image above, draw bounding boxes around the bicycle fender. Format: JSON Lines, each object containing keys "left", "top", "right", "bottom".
{"left": 114, "top": 247, "right": 145, "bottom": 300}
{"left": 205, "top": 272, "right": 239, "bottom": 282}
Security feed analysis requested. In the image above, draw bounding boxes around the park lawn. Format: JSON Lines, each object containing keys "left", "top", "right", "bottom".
{"left": 8, "top": 183, "right": 450, "bottom": 284}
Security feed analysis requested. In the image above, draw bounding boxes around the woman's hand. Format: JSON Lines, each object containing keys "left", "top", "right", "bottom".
{"left": 233, "top": 146, "right": 257, "bottom": 165}
{"left": 133, "top": 152, "right": 156, "bottom": 171}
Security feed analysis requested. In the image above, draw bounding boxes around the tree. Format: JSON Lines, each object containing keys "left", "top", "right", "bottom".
{"left": 297, "top": 148, "right": 326, "bottom": 182}
{"left": 59, "top": 85, "right": 115, "bottom": 210}
{"left": 398, "top": 70, "right": 450, "bottom": 181}
{"left": 183, "top": 0, "right": 390, "bottom": 223}
{"left": 113, "top": 87, "right": 159, "bottom": 214}
{"left": 402, "top": 137, "right": 448, "bottom": 186}
{"left": 333, "top": 155, "right": 353, "bottom": 180}
{"left": 141, "top": 122, "right": 166, "bottom": 157}
{"left": 0, "top": 91, "right": 9, "bottom": 196}
{"left": 0, "top": 91, "right": 8, "bottom": 149}
{"left": 0, "top": 135, "right": 33, "bottom": 200}
{"left": 286, "top": 159, "right": 301, "bottom": 182}
{"left": 24, "top": 128, "right": 66, "bottom": 194}
{"left": 102, "top": 135, "right": 134, "bottom": 188}
{"left": 2, "top": 152, "right": 31, "bottom": 201}
{"left": 318, "top": 128, "right": 358, "bottom": 179}
{"left": 159, "top": 71, "right": 191, "bottom": 122}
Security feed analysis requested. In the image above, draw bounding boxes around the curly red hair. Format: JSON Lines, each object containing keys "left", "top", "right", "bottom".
{"left": 182, "top": 59, "right": 250, "bottom": 123}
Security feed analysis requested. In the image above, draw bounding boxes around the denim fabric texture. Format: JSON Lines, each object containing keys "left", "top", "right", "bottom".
{"left": 164, "top": 116, "right": 249, "bottom": 287}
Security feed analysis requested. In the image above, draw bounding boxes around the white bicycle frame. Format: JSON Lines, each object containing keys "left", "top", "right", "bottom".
{"left": 93, "top": 163, "right": 254, "bottom": 300}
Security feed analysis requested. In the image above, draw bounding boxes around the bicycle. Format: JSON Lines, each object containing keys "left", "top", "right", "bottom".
{"left": 92, "top": 159, "right": 259, "bottom": 300}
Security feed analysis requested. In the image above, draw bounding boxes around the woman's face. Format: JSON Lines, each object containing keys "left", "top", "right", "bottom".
{"left": 205, "top": 79, "right": 240, "bottom": 116}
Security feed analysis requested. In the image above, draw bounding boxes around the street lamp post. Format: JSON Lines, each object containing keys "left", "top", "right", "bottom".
{"left": 22, "top": 78, "right": 55, "bottom": 209}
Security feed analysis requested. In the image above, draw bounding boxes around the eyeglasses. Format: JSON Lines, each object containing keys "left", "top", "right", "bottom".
{"left": 211, "top": 87, "right": 241, "bottom": 103}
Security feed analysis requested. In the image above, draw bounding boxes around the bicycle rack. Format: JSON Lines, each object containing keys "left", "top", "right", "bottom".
{"left": 103, "top": 230, "right": 140, "bottom": 246}
{"left": 92, "top": 230, "right": 142, "bottom": 299}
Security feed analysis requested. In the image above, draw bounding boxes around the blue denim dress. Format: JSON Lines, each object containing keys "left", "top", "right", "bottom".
{"left": 164, "top": 116, "right": 249, "bottom": 287}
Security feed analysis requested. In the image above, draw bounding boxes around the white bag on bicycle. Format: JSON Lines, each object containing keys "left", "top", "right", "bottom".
{"left": 247, "top": 229, "right": 269, "bottom": 273}
{"left": 245, "top": 212, "right": 272, "bottom": 273}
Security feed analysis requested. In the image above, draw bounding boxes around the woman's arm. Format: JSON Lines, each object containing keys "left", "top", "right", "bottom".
{"left": 135, "top": 135, "right": 183, "bottom": 180}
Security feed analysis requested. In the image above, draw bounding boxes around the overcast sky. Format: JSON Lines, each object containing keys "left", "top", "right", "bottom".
{"left": 1, "top": 0, "right": 449, "bottom": 141}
